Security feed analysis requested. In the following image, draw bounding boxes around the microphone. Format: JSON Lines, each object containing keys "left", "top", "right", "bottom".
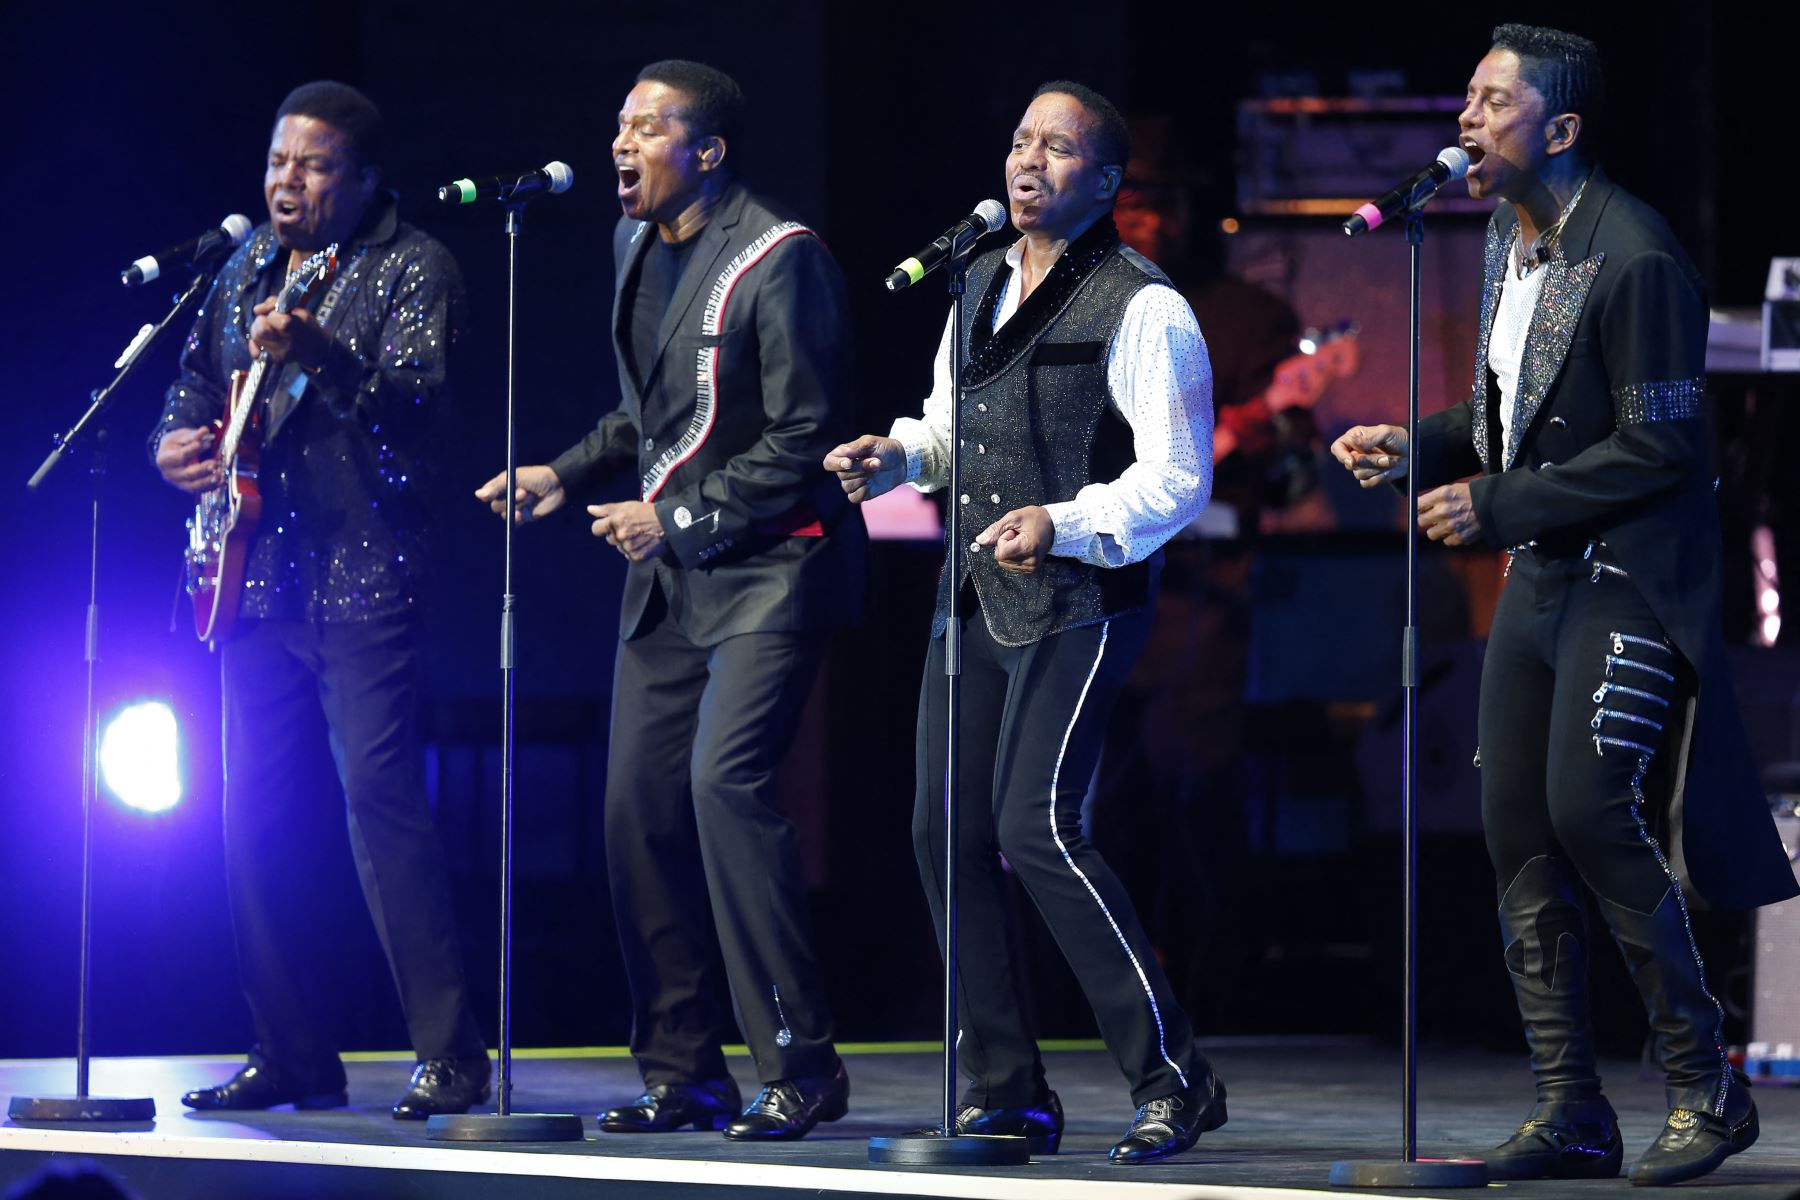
{"left": 120, "top": 214, "right": 254, "bottom": 286}
{"left": 439, "top": 161, "right": 574, "bottom": 205}
{"left": 884, "top": 199, "right": 1008, "bottom": 291}
{"left": 1342, "top": 147, "right": 1471, "bottom": 236}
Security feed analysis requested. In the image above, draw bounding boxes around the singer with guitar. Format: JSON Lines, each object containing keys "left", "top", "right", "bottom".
{"left": 152, "top": 81, "right": 489, "bottom": 1121}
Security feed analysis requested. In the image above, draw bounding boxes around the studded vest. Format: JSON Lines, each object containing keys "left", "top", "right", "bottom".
{"left": 933, "top": 219, "right": 1164, "bottom": 646}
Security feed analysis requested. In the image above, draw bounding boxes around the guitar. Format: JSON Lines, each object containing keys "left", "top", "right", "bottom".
{"left": 185, "top": 244, "right": 338, "bottom": 646}
{"left": 1214, "top": 321, "right": 1361, "bottom": 467}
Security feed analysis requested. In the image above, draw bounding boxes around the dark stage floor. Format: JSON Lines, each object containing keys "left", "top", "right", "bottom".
{"left": 4, "top": 1040, "right": 1799, "bottom": 1198}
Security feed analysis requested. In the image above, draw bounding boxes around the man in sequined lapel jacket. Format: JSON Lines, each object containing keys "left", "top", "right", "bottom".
{"left": 152, "top": 83, "right": 490, "bottom": 1122}
{"left": 478, "top": 61, "right": 863, "bottom": 1141}
{"left": 826, "top": 82, "right": 1222, "bottom": 1164}
{"left": 1334, "top": 25, "right": 1794, "bottom": 1187}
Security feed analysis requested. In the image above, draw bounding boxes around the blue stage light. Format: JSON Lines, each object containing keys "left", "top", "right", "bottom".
{"left": 99, "top": 701, "right": 182, "bottom": 814}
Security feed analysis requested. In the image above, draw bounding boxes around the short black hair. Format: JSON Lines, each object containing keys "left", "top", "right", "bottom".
{"left": 636, "top": 60, "right": 746, "bottom": 147}
{"left": 1031, "top": 80, "right": 1130, "bottom": 170}
{"left": 275, "top": 80, "right": 384, "bottom": 168}
{"left": 1490, "top": 24, "right": 1605, "bottom": 137}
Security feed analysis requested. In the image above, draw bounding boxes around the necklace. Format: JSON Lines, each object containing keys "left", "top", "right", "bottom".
{"left": 1513, "top": 171, "right": 1592, "bottom": 278}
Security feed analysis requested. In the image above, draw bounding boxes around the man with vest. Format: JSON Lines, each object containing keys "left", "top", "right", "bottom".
{"left": 826, "top": 81, "right": 1220, "bottom": 1164}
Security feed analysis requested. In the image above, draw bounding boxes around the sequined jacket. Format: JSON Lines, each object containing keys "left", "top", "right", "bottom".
{"left": 154, "top": 194, "right": 463, "bottom": 623}
{"left": 1412, "top": 171, "right": 1797, "bottom": 910}
{"left": 549, "top": 181, "right": 865, "bottom": 645}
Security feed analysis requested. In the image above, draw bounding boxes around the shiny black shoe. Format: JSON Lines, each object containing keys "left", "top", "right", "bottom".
{"left": 904, "top": 1091, "right": 1065, "bottom": 1154}
{"left": 1629, "top": 1093, "right": 1759, "bottom": 1186}
{"left": 182, "top": 1062, "right": 347, "bottom": 1112}
{"left": 599, "top": 1078, "right": 742, "bottom": 1133}
{"left": 1109, "top": 1076, "right": 1227, "bottom": 1164}
{"left": 1486, "top": 1097, "right": 1623, "bottom": 1180}
{"left": 392, "top": 1056, "right": 492, "bottom": 1120}
{"left": 722, "top": 1061, "right": 849, "bottom": 1141}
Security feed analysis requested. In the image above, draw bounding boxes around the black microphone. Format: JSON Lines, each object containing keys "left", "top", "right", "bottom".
{"left": 884, "top": 199, "right": 1008, "bottom": 291}
{"left": 438, "top": 161, "right": 574, "bottom": 205}
{"left": 120, "top": 214, "right": 254, "bottom": 286}
{"left": 1342, "top": 147, "right": 1471, "bottom": 236}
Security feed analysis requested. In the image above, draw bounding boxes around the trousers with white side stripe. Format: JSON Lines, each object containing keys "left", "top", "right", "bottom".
{"left": 912, "top": 601, "right": 1210, "bottom": 1109}
{"left": 1480, "top": 547, "right": 1737, "bottom": 1117}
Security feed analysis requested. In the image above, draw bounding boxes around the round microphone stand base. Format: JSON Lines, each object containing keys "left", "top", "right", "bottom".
{"left": 426, "top": 1112, "right": 585, "bottom": 1142}
{"left": 1328, "top": 1158, "right": 1488, "bottom": 1189}
{"left": 8, "top": 1095, "right": 155, "bottom": 1123}
{"left": 869, "top": 1130, "right": 1031, "bottom": 1166}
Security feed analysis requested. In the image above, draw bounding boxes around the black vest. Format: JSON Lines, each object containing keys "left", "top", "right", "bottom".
{"left": 933, "top": 220, "right": 1166, "bottom": 646}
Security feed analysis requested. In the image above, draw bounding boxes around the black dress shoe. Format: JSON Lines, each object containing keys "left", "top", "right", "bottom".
{"left": 722, "top": 1061, "right": 849, "bottom": 1141}
{"left": 599, "top": 1079, "right": 742, "bottom": 1133}
{"left": 182, "top": 1063, "right": 347, "bottom": 1112}
{"left": 1486, "top": 1097, "right": 1623, "bottom": 1180}
{"left": 1109, "top": 1076, "right": 1227, "bottom": 1164}
{"left": 392, "top": 1056, "right": 492, "bottom": 1121}
{"left": 1629, "top": 1093, "right": 1759, "bottom": 1186}
{"left": 905, "top": 1091, "right": 1064, "bottom": 1154}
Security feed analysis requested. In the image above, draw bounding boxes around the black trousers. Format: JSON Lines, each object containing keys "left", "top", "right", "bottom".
{"left": 221, "top": 616, "right": 483, "bottom": 1084}
{"left": 913, "top": 606, "right": 1206, "bottom": 1108}
{"left": 605, "top": 595, "right": 837, "bottom": 1087}
{"left": 1480, "top": 547, "right": 1729, "bottom": 1107}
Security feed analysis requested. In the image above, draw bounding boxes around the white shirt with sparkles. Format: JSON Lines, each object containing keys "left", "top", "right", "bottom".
{"left": 888, "top": 239, "right": 1214, "bottom": 567}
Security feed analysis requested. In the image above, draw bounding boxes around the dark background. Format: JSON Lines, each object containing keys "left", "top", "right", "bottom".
{"left": 2, "top": 0, "right": 1796, "bottom": 1069}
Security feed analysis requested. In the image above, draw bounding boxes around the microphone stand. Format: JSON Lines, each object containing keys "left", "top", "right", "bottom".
{"left": 870, "top": 241, "right": 1028, "bottom": 1168}
{"left": 427, "top": 200, "right": 581, "bottom": 1143}
{"left": 8, "top": 268, "right": 215, "bottom": 1124}
{"left": 1328, "top": 209, "right": 1485, "bottom": 1189}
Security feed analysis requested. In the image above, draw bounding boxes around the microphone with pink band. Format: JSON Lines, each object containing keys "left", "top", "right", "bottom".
{"left": 1342, "top": 146, "right": 1471, "bottom": 236}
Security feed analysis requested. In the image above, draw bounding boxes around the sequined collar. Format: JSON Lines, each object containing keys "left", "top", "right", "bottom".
{"left": 963, "top": 216, "right": 1121, "bottom": 388}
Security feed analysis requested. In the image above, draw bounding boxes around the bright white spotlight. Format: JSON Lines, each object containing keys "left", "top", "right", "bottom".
{"left": 99, "top": 701, "right": 182, "bottom": 814}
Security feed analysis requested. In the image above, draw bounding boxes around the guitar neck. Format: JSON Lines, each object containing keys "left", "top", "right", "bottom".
{"left": 218, "top": 351, "right": 274, "bottom": 463}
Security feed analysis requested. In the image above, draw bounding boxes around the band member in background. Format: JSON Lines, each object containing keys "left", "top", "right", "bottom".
{"left": 477, "top": 60, "right": 864, "bottom": 1141}
{"left": 1332, "top": 25, "right": 1797, "bottom": 1186}
{"left": 154, "top": 81, "right": 489, "bottom": 1119}
{"left": 827, "top": 81, "right": 1222, "bottom": 1164}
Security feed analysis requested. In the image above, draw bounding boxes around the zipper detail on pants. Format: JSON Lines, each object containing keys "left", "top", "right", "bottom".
{"left": 1605, "top": 654, "right": 1675, "bottom": 684}
{"left": 1612, "top": 631, "right": 1672, "bottom": 656}
{"left": 1592, "top": 681, "right": 1670, "bottom": 707}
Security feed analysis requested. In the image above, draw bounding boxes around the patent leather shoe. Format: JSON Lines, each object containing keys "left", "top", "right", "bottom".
{"left": 392, "top": 1056, "right": 492, "bottom": 1120}
{"left": 1486, "top": 1096, "right": 1622, "bottom": 1179}
{"left": 1109, "top": 1076, "right": 1227, "bottom": 1164}
{"left": 722, "top": 1061, "right": 849, "bottom": 1141}
{"left": 904, "top": 1091, "right": 1064, "bottom": 1154}
{"left": 599, "top": 1078, "right": 742, "bottom": 1133}
{"left": 182, "top": 1062, "right": 347, "bottom": 1112}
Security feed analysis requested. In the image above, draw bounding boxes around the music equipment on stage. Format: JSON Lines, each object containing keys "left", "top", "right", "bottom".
{"left": 121, "top": 214, "right": 253, "bottom": 286}
{"left": 437, "top": 161, "right": 574, "bottom": 205}
{"left": 1214, "top": 321, "right": 1362, "bottom": 467}
{"left": 883, "top": 199, "right": 1006, "bottom": 292}
{"left": 184, "top": 244, "right": 338, "bottom": 647}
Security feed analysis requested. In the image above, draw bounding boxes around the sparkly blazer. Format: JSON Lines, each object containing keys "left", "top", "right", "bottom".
{"left": 155, "top": 193, "right": 464, "bottom": 623}
{"left": 1412, "top": 171, "right": 1797, "bottom": 911}
{"left": 549, "top": 181, "right": 865, "bottom": 646}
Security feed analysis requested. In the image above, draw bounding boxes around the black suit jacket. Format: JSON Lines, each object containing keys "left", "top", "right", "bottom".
{"left": 551, "top": 182, "right": 865, "bottom": 645}
{"left": 1414, "top": 171, "right": 1796, "bottom": 910}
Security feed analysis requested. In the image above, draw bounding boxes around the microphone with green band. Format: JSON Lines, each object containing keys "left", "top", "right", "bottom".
{"left": 884, "top": 199, "right": 1006, "bottom": 292}
{"left": 439, "top": 161, "right": 574, "bottom": 206}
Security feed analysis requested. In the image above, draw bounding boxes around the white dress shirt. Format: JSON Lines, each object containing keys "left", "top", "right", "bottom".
{"left": 888, "top": 238, "right": 1214, "bottom": 567}
{"left": 1489, "top": 257, "right": 1548, "bottom": 453}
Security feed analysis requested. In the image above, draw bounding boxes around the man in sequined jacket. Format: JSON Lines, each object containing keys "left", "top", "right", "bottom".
{"left": 153, "top": 81, "right": 489, "bottom": 1121}
{"left": 1332, "top": 25, "right": 1796, "bottom": 1188}
{"left": 827, "top": 82, "right": 1222, "bottom": 1164}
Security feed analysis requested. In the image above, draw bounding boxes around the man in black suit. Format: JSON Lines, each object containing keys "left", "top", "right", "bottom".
{"left": 1333, "top": 24, "right": 1797, "bottom": 1187}
{"left": 477, "top": 60, "right": 862, "bottom": 1141}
